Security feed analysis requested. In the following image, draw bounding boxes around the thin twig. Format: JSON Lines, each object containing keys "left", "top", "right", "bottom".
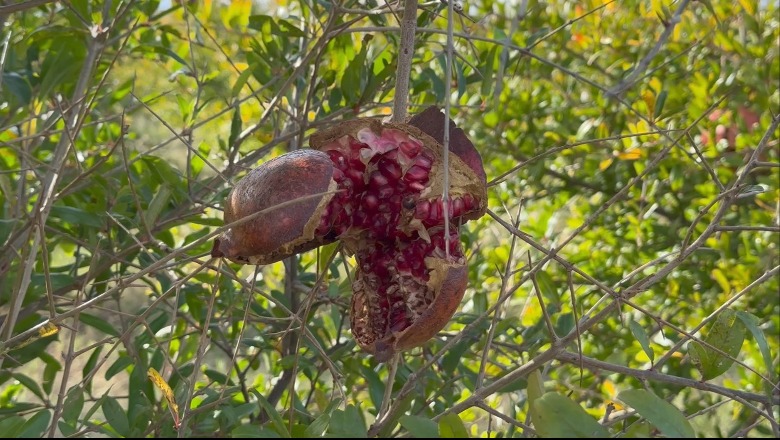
{"left": 555, "top": 351, "right": 778, "bottom": 407}
{"left": 0, "top": 0, "right": 59, "bottom": 14}
{"left": 608, "top": 0, "right": 691, "bottom": 97}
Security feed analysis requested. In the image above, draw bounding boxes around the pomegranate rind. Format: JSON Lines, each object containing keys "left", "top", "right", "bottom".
{"left": 211, "top": 149, "right": 337, "bottom": 265}
{"left": 408, "top": 106, "right": 487, "bottom": 185}
{"left": 351, "top": 260, "right": 468, "bottom": 361}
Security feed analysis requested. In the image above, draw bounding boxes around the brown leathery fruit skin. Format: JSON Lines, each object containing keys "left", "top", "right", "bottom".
{"left": 210, "top": 149, "right": 337, "bottom": 265}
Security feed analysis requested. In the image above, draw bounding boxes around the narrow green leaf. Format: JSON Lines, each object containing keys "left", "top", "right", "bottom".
{"left": 0, "top": 416, "right": 26, "bottom": 437}
{"left": 79, "top": 313, "right": 120, "bottom": 337}
{"left": 617, "top": 389, "right": 695, "bottom": 438}
{"left": 526, "top": 369, "right": 545, "bottom": 425}
{"left": 438, "top": 413, "right": 469, "bottom": 438}
{"left": 62, "top": 386, "right": 85, "bottom": 424}
{"left": 228, "top": 105, "right": 242, "bottom": 149}
{"left": 455, "top": 60, "right": 467, "bottom": 101}
{"left": 341, "top": 35, "right": 371, "bottom": 104}
{"left": 83, "top": 394, "right": 108, "bottom": 423}
{"left": 133, "top": 45, "right": 189, "bottom": 67}
{"left": 735, "top": 311, "right": 774, "bottom": 380}
{"left": 329, "top": 405, "right": 367, "bottom": 438}
{"left": 531, "top": 392, "right": 609, "bottom": 438}
{"left": 17, "top": 410, "right": 51, "bottom": 438}
{"left": 628, "top": 318, "right": 655, "bottom": 363}
{"left": 144, "top": 185, "right": 172, "bottom": 227}
{"left": 58, "top": 421, "right": 78, "bottom": 437}
{"left": 51, "top": 205, "right": 105, "bottom": 228}
{"left": 232, "top": 425, "right": 281, "bottom": 438}
{"left": 11, "top": 373, "right": 45, "bottom": 402}
{"left": 399, "top": 415, "right": 439, "bottom": 438}
{"left": 359, "top": 364, "right": 385, "bottom": 410}
{"left": 82, "top": 346, "right": 103, "bottom": 390}
{"left": 41, "top": 352, "right": 61, "bottom": 395}
{"left": 535, "top": 271, "right": 559, "bottom": 305}
{"left": 231, "top": 68, "right": 254, "bottom": 98}
{"left": 654, "top": 90, "right": 668, "bottom": 119}
{"left": 689, "top": 308, "right": 745, "bottom": 380}
{"left": 106, "top": 354, "right": 134, "bottom": 380}
{"left": 304, "top": 412, "right": 330, "bottom": 438}
{"left": 102, "top": 396, "right": 129, "bottom": 436}
{"left": 481, "top": 45, "right": 499, "bottom": 97}
{"left": 252, "top": 390, "right": 290, "bottom": 438}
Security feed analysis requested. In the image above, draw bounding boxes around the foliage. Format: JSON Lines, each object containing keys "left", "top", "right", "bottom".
{"left": 0, "top": 0, "right": 778, "bottom": 438}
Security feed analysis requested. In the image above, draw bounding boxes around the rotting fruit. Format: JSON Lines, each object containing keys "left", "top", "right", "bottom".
{"left": 212, "top": 106, "right": 487, "bottom": 361}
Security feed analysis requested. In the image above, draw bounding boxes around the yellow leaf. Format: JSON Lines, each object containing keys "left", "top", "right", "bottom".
{"left": 38, "top": 323, "right": 59, "bottom": 338}
{"left": 148, "top": 368, "right": 181, "bottom": 429}
{"left": 738, "top": 0, "right": 756, "bottom": 14}
{"left": 599, "top": 157, "right": 614, "bottom": 171}
{"left": 617, "top": 149, "right": 642, "bottom": 161}
{"left": 710, "top": 268, "right": 731, "bottom": 294}
{"left": 641, "top": 90, "right": 655, "bottom": 118}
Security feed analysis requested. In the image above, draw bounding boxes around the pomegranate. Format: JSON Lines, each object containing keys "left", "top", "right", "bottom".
{"left": 211, "top": 149, "right": 339, "bottom": 265}
{"left": 211, "top": 107, "right": 487, "bottom": 360}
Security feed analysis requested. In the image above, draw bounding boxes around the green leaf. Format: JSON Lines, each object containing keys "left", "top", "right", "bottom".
{"left": 247, "top": 15, "right": 303, "bottom": 37}
{"left": 144, "top": 185, "right": 172, "bottom": 227}
{"left": 735, "top": 310, "right": 774, "bottom": 380}
{"left": 17, "top": 409, "right": 51, "bottom": 438}
{"left": 455, "top": 59, "right": 467, "bottom": 101}
{"left": 531, "top": 392, "right": 609, "bottom": 438}
{"left": 62, "top": 386, "right": 84, "bottom": 424}
{"left": 51, "top": 205, "right": 105, "bottom": 228}
{"left": 103, "top": 396, "right": 129, "bottom": 436}
{"left": 689, "top": 308, "right": 745, "bottom": 380}
{"left": 0, "top": 415, "right": 26, "bottom": 437}
{"left": 399, "top": 415, "right": 439, "bottom": 438}
{"left": 535, "top": 271, "right": 559, "bottom": 305}
{"left": 359, "top": 365, "right": 385, "bottom": 410}
{"left": 41, "top": 352, "right": 61, "bottom": 395}
{"left": 231, "top": 68, "right": 254, "bottom": 98}
{"left": 82, "top": 345, "right": 103, "bottom": 393}
{"left": 617, "top": 389, "right": 695, "bottom": 438}
{"left": 654, "top": 90, "right": 668, "bottom": 119}
{"left": 328, "top": 405, "right": 366, "bottom": 438}
{"left": 133, "top": 45, "right": 189, "bottom": 67}
{"left": 106, "top": 354, "right": 134, "bottom": 380}
{"left": 628, "top": 318, "right": 655, "bottom": 363}
{"left": 58, "top": 420, "right": 78, "bottom": 437}
{"left": 304, "top": 413, "right": 330, "bottom": 438}
{"left": 481, "top": 45, "right": 499, "bottom": 97}
{"left": 303, "top": 399, "right": 341, "bottom": 438}
{"left": 228, "top": 106, "right": 242, "bottom": 149}
{"left": 438, "top": 413, "right": 469, "bottom": 438}
{"left": 11, "top": 373, "right": 45, "bottom": 402}
{"left": 232, "top": 424, "right": 281, "bottom": 438}
{"left": 441, "top": 340, "right": 471, "bottom": 375}
{"left": 252, "top": 390, "right": 290, "bottom": 438}
{"left": 2, "top": 72, "right": 33, "bottom": 105}
{"left": 341, "top": 35, "right": 371, "bottom": 104}
{"left": 526, "top": 369, "right": 544, "bottom": 425}
{"left": 79, "top": 313, "right": 120, "bottom": 337}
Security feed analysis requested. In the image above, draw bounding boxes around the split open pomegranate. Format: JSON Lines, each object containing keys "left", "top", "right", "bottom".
{"left": 212, "top": 107, "right": 487, "bottom": 360}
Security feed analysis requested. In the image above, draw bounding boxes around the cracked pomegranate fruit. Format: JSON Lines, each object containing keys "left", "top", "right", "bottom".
{"left": 212, "top": 107, "right": 487, "bottom": 360}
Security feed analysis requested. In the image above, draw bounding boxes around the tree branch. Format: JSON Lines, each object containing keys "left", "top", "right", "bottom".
{"left": 390, "top": 0, "right": 418, "bottom": 122}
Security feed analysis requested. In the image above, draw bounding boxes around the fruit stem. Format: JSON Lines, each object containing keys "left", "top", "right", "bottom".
{"left": 377, "top": 353, "right": 401, "bottom": 422}
{"left": 390, "top": 0, "right": 419, "bottom": 123}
